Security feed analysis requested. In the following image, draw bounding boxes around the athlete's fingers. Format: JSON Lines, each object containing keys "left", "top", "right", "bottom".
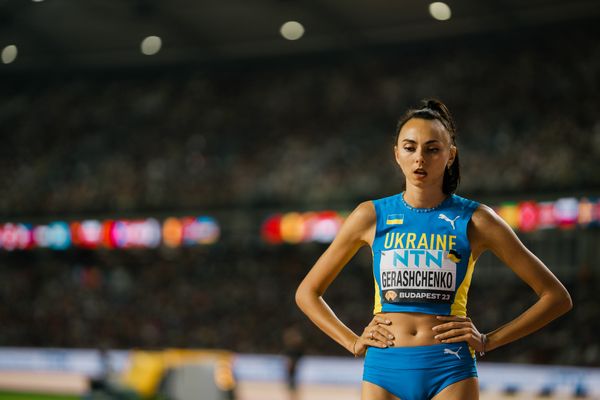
{"left": 361, "top": 317, "right": 394, "bottom": 347}
{"left": 432, "top": 321, "right": 470, "bottom": 332}
{"left": 438, "top": 335, "right": 470, "bottom": 344}
{"left": 370, "top": 328, "right": 395, "bottom": 345}
{"left": 375, "top": 326, "right": 395, "bottom": 341}
{"left": 434, "top": 316, "right": 483, "bottom": 349}
{"left": 362, "top": 325, "right": 381, "bottom": 337}
{"left": 369, "top": 316, "right": 392, "bottom": 326}
{"left": 363, "top": 327, "right": 386, "bottom": 342}
{"left": 366, "top": 337, "right": 388, "bottom": 348}
{"left": 367, "top": 322, "right": 395, "bottom": 339}
{"left": 434, "top": 328, "right": 471, "bottom": 340}
{"left": 435, "top": 328, "right": 459, "bottom": 340}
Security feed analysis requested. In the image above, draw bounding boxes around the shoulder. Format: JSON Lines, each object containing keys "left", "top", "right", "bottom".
{"left": 469, "top": 203, "right": 515, "bottom": 253}
{"left": 348, "top": 200, "right": 376, "bottom": 226}
{"left": 336, "top": 200, "right": 376, "bottom": 245}
{"left": 471, "top": 203, "right": 504, "bottom": 228}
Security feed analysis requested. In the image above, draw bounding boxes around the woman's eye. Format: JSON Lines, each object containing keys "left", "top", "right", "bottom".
{"left": 404, "top": 147, "right": 415, "bottom": 152}
{"left": 428, "top": 148, "right": 440, "bottom": 153}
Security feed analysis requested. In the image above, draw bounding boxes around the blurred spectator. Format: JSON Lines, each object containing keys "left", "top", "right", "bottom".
{"left": 282, "top": 324, "right": 305, "bottom": 400}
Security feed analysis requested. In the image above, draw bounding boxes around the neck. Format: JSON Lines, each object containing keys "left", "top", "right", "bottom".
{"left": 403, "top": 185, "right": 447, "bottom": 209}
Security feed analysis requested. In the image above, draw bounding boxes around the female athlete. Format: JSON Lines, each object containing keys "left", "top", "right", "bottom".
{"left": 295, "top": 99, "right": 572, "bottom": 400}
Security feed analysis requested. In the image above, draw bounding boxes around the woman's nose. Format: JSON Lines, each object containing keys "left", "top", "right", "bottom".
{"left": 414, "top": 149, "right": 425, "bottom": 164}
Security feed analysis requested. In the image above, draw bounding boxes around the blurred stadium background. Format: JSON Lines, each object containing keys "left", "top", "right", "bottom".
{"left": 1, "top": 0, "right": 600, "bottom": 399}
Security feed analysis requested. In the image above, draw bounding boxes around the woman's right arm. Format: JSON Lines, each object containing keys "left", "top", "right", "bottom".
{"left": 295, "top": 201, "right": 392, "bottom": 355}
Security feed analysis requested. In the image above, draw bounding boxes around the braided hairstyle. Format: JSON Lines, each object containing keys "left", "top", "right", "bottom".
{"left": 395, "top": 99, "right": 460, "bottom": 195}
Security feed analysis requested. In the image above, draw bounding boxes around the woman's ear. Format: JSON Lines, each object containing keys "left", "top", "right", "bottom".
{"left": 394, "top": 145, "right": 402, "bottom": 168}
{"left": 447, "top": 145, "right": 457, "bottom": 168}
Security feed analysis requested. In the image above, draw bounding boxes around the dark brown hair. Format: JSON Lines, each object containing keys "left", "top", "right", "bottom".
{"left": 395, "top": 98, "right": 460, "bottom": 195}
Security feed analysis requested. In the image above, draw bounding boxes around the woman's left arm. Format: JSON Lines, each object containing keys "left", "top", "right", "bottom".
{"left": 433, "top": 204, "right": 572, "bottom": 352}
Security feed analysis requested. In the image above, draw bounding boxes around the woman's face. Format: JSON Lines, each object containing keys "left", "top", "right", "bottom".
{"left": 394, "top": 117, "right": 456, "bottom": 190}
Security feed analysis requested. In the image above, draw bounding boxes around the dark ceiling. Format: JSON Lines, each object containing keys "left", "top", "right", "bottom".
{"left": 1, "top": 0, "right": 600, "bottom": 70}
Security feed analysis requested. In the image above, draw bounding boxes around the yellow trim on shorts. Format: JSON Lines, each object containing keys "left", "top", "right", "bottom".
{"left": 450, "top": 253, "right": 476, "bottom": 317}
{"left": 468, "top": 345, "right": 476, "bottom": 359}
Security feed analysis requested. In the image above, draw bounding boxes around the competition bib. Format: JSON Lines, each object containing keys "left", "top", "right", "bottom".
{"left": 379, "top": 249, "right": 457, "bottom": 304}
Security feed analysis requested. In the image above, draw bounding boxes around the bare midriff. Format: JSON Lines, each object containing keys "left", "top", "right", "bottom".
{"left": 377, "top": 312, "right": 440, "bottom": 347}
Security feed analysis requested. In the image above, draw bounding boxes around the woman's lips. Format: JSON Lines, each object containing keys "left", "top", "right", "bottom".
{"left": 414, "top": 169, "right": 427, "bottom": 177}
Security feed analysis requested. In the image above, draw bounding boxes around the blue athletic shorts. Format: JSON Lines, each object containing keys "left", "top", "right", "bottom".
{"left": 363, "top": 342, "right": 478, "bottom": 400}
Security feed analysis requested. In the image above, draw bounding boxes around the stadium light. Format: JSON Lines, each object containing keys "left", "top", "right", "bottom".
{"left": 140, "top": 36, "right": 162, "bottom": 55}
{"left": 429, "top": 2, "right": 452, "bottom": 21}
{"left": 280, "top": 21, "right": 305, "bottom": 41}
{"left": 1, "top": 45, "right": 18, "bottom": 64}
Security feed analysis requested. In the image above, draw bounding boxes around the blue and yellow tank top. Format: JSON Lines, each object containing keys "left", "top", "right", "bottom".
{"left": 371, "top": 192, "right": 480, "bottom": 317}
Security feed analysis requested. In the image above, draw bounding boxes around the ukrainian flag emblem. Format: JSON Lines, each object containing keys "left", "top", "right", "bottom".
{"left": 386, "top": 214, "right": 404, "bottom": 225}
{"left": 447, "top": 250, "right": 462, "bottom": 264}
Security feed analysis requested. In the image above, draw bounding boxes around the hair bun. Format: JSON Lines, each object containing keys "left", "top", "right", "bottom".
{"left": 422, "top": 98, "right": 455, "bottom": 131}
{"left": 423, "top": 98, "right": 443, "bottom": 112}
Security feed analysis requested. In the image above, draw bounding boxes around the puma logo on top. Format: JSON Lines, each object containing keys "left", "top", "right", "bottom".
{"left": 438, "top": 213, "right": 460, "bottom": 230}
{"left": 444, "top": 347, "right": 462, "bottom": 359}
